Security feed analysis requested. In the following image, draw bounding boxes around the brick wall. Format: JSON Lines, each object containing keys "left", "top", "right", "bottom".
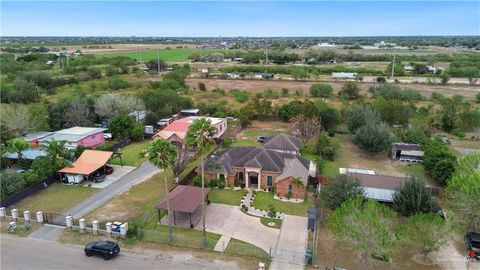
{"left": 276, "top": 177, "right": 306, "bottom": 199}
{"left": 227, "top": 175, "right": 235, "bottom": 187}
{"left": 260, "top": 172, "right": 280, "bottom": 190}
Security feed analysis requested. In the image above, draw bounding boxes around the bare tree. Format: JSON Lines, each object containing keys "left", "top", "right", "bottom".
{"left": 171, "top": 144, "right": 191, "bottom": 183}
{"left": 1, "top": 103, "right": 39, "bottom": 136}
{"left": 64, "top": 97, "right": 93, "bottom": 127}
{"left": 290, "top": 114, "right": 322, "bottom": 143}
{"left": 94, "top": 94, "right": 144, "bottom": 119}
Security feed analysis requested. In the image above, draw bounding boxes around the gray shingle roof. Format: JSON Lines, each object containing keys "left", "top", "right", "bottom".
{"left": 263, "top": 134, "right": 301, "bottom": 152}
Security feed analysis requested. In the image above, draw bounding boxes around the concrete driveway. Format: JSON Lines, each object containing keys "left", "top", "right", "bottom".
{"left": 196, "top": 204, "right": 279, "bottom": 252}
{"left": 271, "top": 215, "right": 308, "bottom": 270}
{"left": 89, "top": 165, "right": 136, "bottom": 189}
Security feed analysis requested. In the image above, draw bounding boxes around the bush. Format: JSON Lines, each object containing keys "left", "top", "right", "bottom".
{"left": 264, "top": 89, "right": 279, "bottom": 99}
{"left": 339, "top": 81, "right": 360, "bottom": 99}
{"left": 422, "top": 141, "right": 457, "bottom": 185}
{"left": 281, "top": 88, "right": 289, "bottom": 97}
{"left": 476, "top": 92, "right": 480, "bottom": 103}
{"left": 0, "top": 172, "right": 27, "bottom": 200}
{"left": 191, "top": 175, "right": 201, "bottom": 187}
{"left": 354, "top": 121, "right": 391, "bottom": 153}
{"left": 345, "top": 104, "right": 381, "bottom": 134}
{"left": 212, "top": 87, "right": 226, "bottom": 96}
{"left": 321, "top": 175, "right": 365, "bottom": 209}
{"left": 310, "top": 83, "right": 333, "bottom": 98}
{"left": 217, "top": 180, "right": 225, "bottom": 189}
{"left": 107, "top": 77, "right": 130, "bottom": 90}
{"left": 393, "top": 177, "right": 440, "bottom": 216}
{"left": 376, "top": 76, "right": 386, "bottom": 83}
{"left": 315, "top": 132, "right": 339, "bottom": 161}
{"left": 233, "top": 90, "right": 249, "bottom": 103}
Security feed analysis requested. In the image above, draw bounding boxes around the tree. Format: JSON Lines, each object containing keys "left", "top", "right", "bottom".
{"left": 392, "top": 177, "right": 440, "bottom": 216}
{"left": 172, "top": 145, "right": 190, "bottom": 183}
{"left": 476, "top": 92, "right": 480, "bottom": 104}
{"left": 339, "top": 81, "right": 360, "bottom": 99}
{"left": 64, "top": 96, "right": 93, "bottom": 127}
{"left": 1, "top": 103, "right": 43, "bottom": 136}
{"left": 440, "top": 74, "right": 450, "bottom": 85}
{"left": 315, "top": 132, "right": 339, "bottom": 161}
{"left": 321, "top": 174, "right": 365, "bottom": 209}
{"left": 422, "top": 141, "right": 457, "bottom": 185}
{"left": 290, "top": 114, "right": 322, "bottom": 144}
{"left": 464, "top": 67, "right": 479, "bottom": 85}
{"left": 316, "top": 101, "right": 341, "bottom": 131}
{"left": 148, "top": 138, "right": 177, "bottom": 241}
{"left": 446, "top": 152, "right": 480, "bottom": 230}
{"left": 6, "top": 138, "right": 29, "bottom": 161}
{"left": 354, "top": 121, "right": 391, "bottom": 153}
{"left": 372, "top": 97, "right": 413, "bottom": 126}
{"left": 108, "top": 114, "right": 144, "bottom": 141}
{"left": 94, "top": 94, "right": 144, "bottom": 119}
{"left": 345, "top": 105, "right": 381, "bottom": 134}
{"left": 185, "top": 117, "right": 216, "bottom": 248}
{"left": 310, "top": 83, "right": 333, "bottom": 98}
{"left": 405, "top": 213, "right": 447, "bottom": 262}
{"left": 0, "top": 171, "right": 26, "bottom": 200}
{"left": 41, "top": 139, "right": 72, "bottom": 167}
{"left": 327, "top": 196, "right": 398, "bottom": 262}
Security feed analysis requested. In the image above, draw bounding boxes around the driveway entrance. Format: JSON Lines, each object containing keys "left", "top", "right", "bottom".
{"left": 197, "top": 203, "right": 279, "bottom": 252}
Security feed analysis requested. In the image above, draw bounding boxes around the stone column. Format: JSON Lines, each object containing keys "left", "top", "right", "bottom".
{"left": 65, "top": 215, "right": 73, "bottom": 229}
{"left": 23, "top": 211, "right": 30, "bottom": 223}
{"left": 106, "top": 222, "right": 112, "bottom": 236}
{"left": 92, "top": 220, "right": 99, "bottom": 235}
{"left": 119, "top": 223, "right": 127, "bottom": 239}
{"left": 11, "top": 209, "right": 18, "bottom": 220}
{"left": 79, "top": 218, "right": 85, "bottom": 232}
{"left": 257, "top": 171, "right": 262, "bottom": 190}
{"left": 36, "top": 211, "right": 44, "bottom": 223}
{"left": 0, "top": 207, "right": 6, "bottom": 219}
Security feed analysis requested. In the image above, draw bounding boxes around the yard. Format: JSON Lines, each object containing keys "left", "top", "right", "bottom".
{"left": 85, "top": 170, "right": 175, "bottom": 223}
{"left": 110, "top": 140, "right": 150, "bottom": 167}
{"left": 11, "top": 183, "right": 97, "bottom": 214}
{"left": 233, "top": 120, "right": 291, "bottom": 146}
{"left": 225, "top": 238, "right": 270, "bottom": 261}
{"left": 260, "top": 217, "right": 282, "bottom": 229}
{"left": 98, "top": 49, "right": 194, "bottom": 62}
{"left": 208, "top": 188, "right": 247, "bottom": 206}
{"left": 252, "top": 191, "right": 314, "bottom": 217}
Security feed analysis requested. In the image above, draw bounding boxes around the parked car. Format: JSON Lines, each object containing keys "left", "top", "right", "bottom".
{"left": 105, "top": 165, "right": 114, "bottom": 175}
{"left": 92, "top": 170, "right": 106, "bottom": 183}
{"left": 84, "top": 240, "right": 120, "bottom": 260}
{"left": 465, "top": 232, "right": 480, "bottom": 261}
{"left": 257, "top": 136, "right": 268, "bottom": 143}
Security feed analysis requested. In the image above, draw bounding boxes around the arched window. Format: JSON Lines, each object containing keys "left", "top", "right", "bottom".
{"left": 267, "top": 176, "right": 273, "bottom": 187}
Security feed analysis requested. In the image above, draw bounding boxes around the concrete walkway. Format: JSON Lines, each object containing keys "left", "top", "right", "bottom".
{"left": 270, "top": 215, "right": 308, "bottom": 270}
{"left": 242, "top": 190, "right": 285, "bottom": 219}
{"left": 214, "top": 235, "right": 231, "bottom": 252}
{"left": 30, "top": 161, "right": 160, "bottom": 240}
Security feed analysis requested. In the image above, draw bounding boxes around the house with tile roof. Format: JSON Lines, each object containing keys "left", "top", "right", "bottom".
{"left": 199, "top": 139, "right": 314, "bottom": 200}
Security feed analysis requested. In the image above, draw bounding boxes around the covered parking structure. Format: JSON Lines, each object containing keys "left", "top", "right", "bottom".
{"left": 156, "top": 185, "right": 210, "bottom": 228}
{"left": 58, "top": 150, "right": 113, "bottom": 183}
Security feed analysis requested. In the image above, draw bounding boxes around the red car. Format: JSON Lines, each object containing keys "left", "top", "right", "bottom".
{"left": 105, "top": 165, "right": 114, "bottom": 175}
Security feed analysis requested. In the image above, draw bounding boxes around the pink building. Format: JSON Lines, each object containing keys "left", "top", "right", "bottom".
{"left": 39, "top": 127, "right": 106, "bottom": 149}
{"left": 153, "top": 117, "right": 227, "bottom": 145}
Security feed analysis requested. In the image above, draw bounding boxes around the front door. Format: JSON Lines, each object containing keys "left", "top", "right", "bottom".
{"left": 248, "top": 172, "right": 258, "bottom": 187}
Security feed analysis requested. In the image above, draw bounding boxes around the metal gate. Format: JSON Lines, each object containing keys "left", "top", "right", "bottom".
{"left": 270, "top": 247, "right": 306, "bottom": 265}
{"left": 43, "top": 213, "right": 67, "bottom": 226}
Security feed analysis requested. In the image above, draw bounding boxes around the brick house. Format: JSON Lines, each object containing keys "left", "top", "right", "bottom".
{"left": 198, "top": 139, "right": 313, "bottom": 200}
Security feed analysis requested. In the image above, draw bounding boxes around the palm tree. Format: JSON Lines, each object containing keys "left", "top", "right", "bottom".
{"left": 6, "top": 138, "right": 29, "bottom": 161}
{"left": 41, "top": 139, "right": 72, "bottom": 167}
{"left": 148, "top": 138, "right": 177, "bottom": 241}
{"left": 185, "top": 118, "right": 216, "bottom": 248}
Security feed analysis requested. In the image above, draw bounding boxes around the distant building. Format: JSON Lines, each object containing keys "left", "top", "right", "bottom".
{"left": 318, "top": 43, "right": 337, "bottom": 48}
{"left": 427, "top": 65, "right": 438, "bottom": 74}
{"left": 38, "top": 127, "right": 106, "bottom": 149}
{"left": 128, "top": 110, "right": 146, "bottom": 122}
{"left": 391, "top": 143, "right": 424, "bottom": 163}
{"left": 263, "top": 134, "right": 301, "bottom": 155}
{"left": 179, "top": 109, "right": 201, "bottom": 117}
{"left": 332, "top": 72, "right": 358, "bottom": 79}
{"left": 347, "top": 172, "right": 407, "bottom": 202}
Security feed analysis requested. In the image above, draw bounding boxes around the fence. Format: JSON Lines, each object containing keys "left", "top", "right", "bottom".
{"left": 0, "top": 175, "right": 57, "bottom": 208}
{"left": 43, "top": 212, "right": 68, "bottom": 226}
{"left": 270, "top": 247, "right": 306, "bottom": 265}
{"left": 138, "top": 228, "right": 217, "bottom": 251}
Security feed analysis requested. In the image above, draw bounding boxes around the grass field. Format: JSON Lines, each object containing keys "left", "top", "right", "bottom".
{"left": 233, "top": 121, "right": 290, "bottom": 146}
{"left": 208, "top": 189, "right": 247, "bottom": 206}
{"left": 110, "top": 140, "right": 150, "bottom": 167}
{"left": 11, "top": 183, "right": 97, "bottom": 214}
{"left": 98, "top": 49, "right": 223, "bottom": 62}
{"left": 252, "top": 191, "right": 314, "bottom": 217}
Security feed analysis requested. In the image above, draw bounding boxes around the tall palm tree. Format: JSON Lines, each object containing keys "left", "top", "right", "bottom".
{"left": 185, "top": 118, "right": 216, "bottom": 248}
{"left": 41, "top": 139, "right": 72, "bottom": 167}
{"left": 148, "top": 138, "right": 177, "bottom": 241}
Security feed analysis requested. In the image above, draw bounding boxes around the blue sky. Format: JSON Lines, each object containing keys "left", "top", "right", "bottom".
{"left": 1, "top": 1, "right": 479, "bottom": 36}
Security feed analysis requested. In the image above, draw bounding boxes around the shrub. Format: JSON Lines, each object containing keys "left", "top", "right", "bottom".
{"left": 354, "top": 121, "right": 391, "bottom": 153}
{"left": 212, "top": 87, "right": 226, "bottom": 96}
{"left": 321, "top": 175, "right": 365, "bottom": 209}
{"left": 376, "top": 76, "right": 386, "bottom": 83}
{"left": 393, "top": 177, "right": 440, "bottom": 216}
{"left": 198, "top": 82, "right": 207, "bottom": 91}
{"left": 422, "top": 141, "right": 457, "bottom": 185}
{"left": 268, "top": 205, "right": 277, "bottom": 218}
{"left": 339, "top": 81, "right": 360, "bottom": 99}
{"left": 310, "top": 83, "right": 333, "bottom": 98}
{"left": 476, "top": 92, "right": 480, "bottom": 104}
{"left": 264, "top": 89, "right": 279, "bottom": 99}
{"left": 191, "top": 175, "right": 201, "bottom": 187}
{"left": 345, "top": 104, "right": 381, "bottom": 134}
{"left": 315, "top": 132, "right": 339, "bottom": 161}
{"left": 0, "top": 172, "right": 27, "bottom": 200}
{"left": 233, "top": 90, "right": 249, "bottom": 103}
{"left": 107, "top": 77, "right": 130, "bottom": 90}
{"left": 281, "top": 88, "right": 289, "bottom": 97}
{"left": 217, "top": 179, "right": 225, "bottom": 189}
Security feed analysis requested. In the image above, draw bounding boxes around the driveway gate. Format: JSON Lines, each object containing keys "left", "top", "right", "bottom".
{"left": 43, "top": 213, "right": 67, "bottom": 226}
{"left": 270, "top": 247, "right": 306, "bottom": 265}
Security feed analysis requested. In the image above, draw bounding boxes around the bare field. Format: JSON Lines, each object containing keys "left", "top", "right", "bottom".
{"left": 187, "top": 78, "right": 480, "bottom": 100}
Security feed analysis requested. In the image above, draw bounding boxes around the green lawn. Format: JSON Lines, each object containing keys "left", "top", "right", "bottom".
{"left": 260, "top": 217, "right": 282, "bottom": 229}
{"left": 110, "top": 140, "right": 150, "bottom": 167}
{"left": 98, "top": 49, "right": 224, "bottom": 62}
{"left": 233, "top": 128, "right": 288, "bottom": 147}
{"left": 12, "top": 183, "right": 97, "bottom": 214}
{"left": 225, "top": 238, "right": 270, "bottom": 261}
{"left": 252, "top": 191, "right": 314, "bottom": 217}
{"left": 208, "top": 189, "right": 247, "bottom": 206}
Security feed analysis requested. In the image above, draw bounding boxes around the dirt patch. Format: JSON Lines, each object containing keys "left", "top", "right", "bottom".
{"left": 186, "top": 78, "right": 480, "bottom": 100}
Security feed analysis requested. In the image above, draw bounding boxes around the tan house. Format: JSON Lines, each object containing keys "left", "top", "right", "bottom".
{"left": 198, "top": 135, "right": 313, "bottom": 199}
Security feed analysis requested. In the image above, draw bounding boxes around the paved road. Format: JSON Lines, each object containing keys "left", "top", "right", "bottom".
{"left": 30, "top": 162, "right": 159, "bottom": 240}
{"left": 1, "top": 235, "right": 240, "bottom": 270}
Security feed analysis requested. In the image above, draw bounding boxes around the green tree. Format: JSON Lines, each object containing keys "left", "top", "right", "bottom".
{"left": 339, "top": 81, "right": 360, "bottom": 100}
{"left": 327, "top": 196, "right": 398, "bottom": 262}
{"left": 0, "top": 171, "right": 27, "bottom": 200}
{"left": 393, "top": 177, "right": 440, "bottom": 216}
{"left": 185, "top": 117, "right": 216, "bottom": 247}
{"left": 315, "top": 132, "right": 339, "bottom": 161}
{"left": 108, "top": 114, "right": 144, "bottom": 141}
{"left": 440, "top": 74, "right": 450, "bottom": 85}
{"left": 354, "top": 121, "right": 391, "bottom": 153}
{"left": 476, "top": 92, "right": 480, "bottom": 104}
{"left": 6, "top": 138, "right": 29, "bottom": 161}
{"left": 316, "top": 101, "right": 341, "bottom": 131}
{"left": 345, "top": 105, "right": 381, "bottom": 134}
{"left": 405, "top": 213, "right": 448, "bottom": 262}
{"left": 422, "top": 141, "right": 457, "bottom": 185}
{"left": 372, "top": 97, "right": 413, "bottom": 126}
{"left": 148, "top": 138, "right": 177, "bottom": 241}
{"left": 310, "top": 83, "right": 333, "bottom": 98}
{"left": 446, "top": 152, "right": 480, "bottom": 230}
{"left": 321, "top": 175, "right": 365, "bottom": 209}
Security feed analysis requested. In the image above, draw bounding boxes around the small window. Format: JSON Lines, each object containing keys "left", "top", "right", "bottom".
{"left": 219, "top": 174, "right": 225, "bottom": 181}
{"left": 267, "top": 176, "right": 273, "bottom": 187}
{"left": 91, "top": 135, "right": 96, "bottom": 139}
{"left": 288, "top": 184, "right": 292, "bottom": 193}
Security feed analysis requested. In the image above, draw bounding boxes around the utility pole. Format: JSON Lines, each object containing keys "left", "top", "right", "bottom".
{"left": 264, "top": 43, "right": 268, "bottom": 76}
{"left": 157, "top": 49, "right": 161, "bottom": 75}
{"left": 66, "top": 54, "right": 70, "bottom": 68}
{"left": 391, "top": 53, "right": 396, "bottom": 78}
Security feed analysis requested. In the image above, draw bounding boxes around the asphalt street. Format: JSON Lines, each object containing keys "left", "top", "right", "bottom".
{"left": 1, "top": 235, "right": 240, "bottom": 270}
